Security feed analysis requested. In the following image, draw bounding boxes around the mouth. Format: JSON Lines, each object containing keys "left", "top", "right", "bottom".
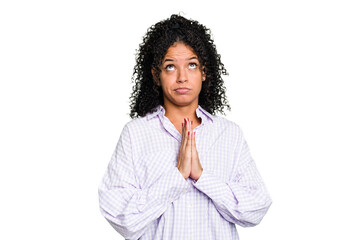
{"left": 175, "top": 88, "right": 190, "bottom": 94}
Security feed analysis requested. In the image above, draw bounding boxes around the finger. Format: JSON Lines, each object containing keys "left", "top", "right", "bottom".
{"left": 191, "top": 131, "right": 194, "bottom": 147}
{"left": 181, "top": 122, "right": 183, "bottom": 136}
{"left": 182, "top": 122, "right": 185, "bottom": 136}
{"left": 190, "top": 131, "right": 193, "bottom": 157}
{"left": 180, "top": 120, "right": 188, "bottom": 151}
{"left": 183, "top": 124, "right": 189, "bottom": 147}
{"left": 182, "top": 118, "right": 187, "bottom": 139}
{"left": 181, "top": 122, "right": 185, "bottom": 147}
{"left": 185, "top": 118, "right": 190, "bottom": 136}
{"left": 191, "top": 132, "right": 195, "bottom": 155}
{"left": 186, "top": 118, "right": 190, "bottom": 130}
{"left": 188, "top": 120, "right": 193, "bottom": 144}
{"left": 191, "top": 132, "right": 197, "bottom": 159}
{"left": 186, "top": 130, "right": 191, "bottom": 150}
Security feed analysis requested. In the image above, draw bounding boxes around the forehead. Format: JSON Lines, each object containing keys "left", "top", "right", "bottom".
{"left": 163, "top": 42, "right": 197, "bottom": 59}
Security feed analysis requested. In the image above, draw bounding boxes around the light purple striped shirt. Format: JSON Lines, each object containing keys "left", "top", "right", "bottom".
{"left": 98, "top": 105, "right": 272, "bottom": 240}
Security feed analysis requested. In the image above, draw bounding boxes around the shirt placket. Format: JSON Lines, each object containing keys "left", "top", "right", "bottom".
{"left": 186, "top": 181, "right": 195, "bottom": 240}
{"left": 161, "top": 116, "right": 182, "bottom": 142}
{"left": 158, "top": 110, "right": 209, "bottom": 240}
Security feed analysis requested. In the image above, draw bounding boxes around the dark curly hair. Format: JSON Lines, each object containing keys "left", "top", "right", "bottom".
{"left": 129, "top": 14, "right": 230, "bottom": 118}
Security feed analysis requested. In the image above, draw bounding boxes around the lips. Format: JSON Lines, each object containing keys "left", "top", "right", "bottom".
{"left": 175, "top": 88, "right": 190, "bottom": 94}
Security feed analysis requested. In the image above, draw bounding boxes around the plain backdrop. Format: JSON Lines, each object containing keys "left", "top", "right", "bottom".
{"left": 1, "top": 0, "right": 359, "bottom": 239}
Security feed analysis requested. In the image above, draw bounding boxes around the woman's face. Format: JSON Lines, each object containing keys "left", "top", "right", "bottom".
{"left": 153, "top": 42, "right": 205, "bottom": 109}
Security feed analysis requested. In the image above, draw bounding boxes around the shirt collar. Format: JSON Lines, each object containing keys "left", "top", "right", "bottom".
{"left": 146, "top": 105, "right": 214, "bottom": 123}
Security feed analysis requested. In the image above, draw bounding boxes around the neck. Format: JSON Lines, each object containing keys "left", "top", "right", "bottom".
{"left": 163, "top": 101, "right": 200, "bottom": 123}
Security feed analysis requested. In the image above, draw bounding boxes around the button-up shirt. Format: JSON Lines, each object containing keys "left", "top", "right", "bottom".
{"left": 98, "top": 105, "right": 272, "bottom": 240}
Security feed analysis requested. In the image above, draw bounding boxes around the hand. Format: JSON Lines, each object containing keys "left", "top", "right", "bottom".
{"left": 189, "top": 129, "right": 203, "bottom": 181}
{"left": 177, "top": 118, "right": 203, "bottom": 180}
{"left": 177, "top": 118, "right": 192, "bottom": 179}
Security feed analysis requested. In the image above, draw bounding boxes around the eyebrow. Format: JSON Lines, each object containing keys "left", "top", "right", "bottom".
{"left": 163, "top": 56, "right": 198, "bottom": 63}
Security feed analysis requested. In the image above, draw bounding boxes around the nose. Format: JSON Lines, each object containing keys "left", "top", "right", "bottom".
{"left": 176, "top": 67, "right": 188, "bottom": 83}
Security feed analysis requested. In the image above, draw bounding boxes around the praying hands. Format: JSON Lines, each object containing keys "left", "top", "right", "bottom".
{"left": 176, "top": 118, "right": 203, "bottom": 181}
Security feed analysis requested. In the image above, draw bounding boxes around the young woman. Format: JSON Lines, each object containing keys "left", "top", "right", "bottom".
{"left": 99, "top": 14, "right": 272, "bottom": 240}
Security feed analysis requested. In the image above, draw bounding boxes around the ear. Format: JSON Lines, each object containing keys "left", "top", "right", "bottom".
{"left": 201, "top": 66, "right": 206, "bottom": 82}
{"left": 151, "top": 68, "right": 161, "bottom": 86}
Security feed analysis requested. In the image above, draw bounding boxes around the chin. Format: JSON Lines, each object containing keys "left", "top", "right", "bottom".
{"left": 165, "top": 95, "right": 199, "bottom": 107}
{"left": 174, "top": 100, "right": 197, "bottom": 107}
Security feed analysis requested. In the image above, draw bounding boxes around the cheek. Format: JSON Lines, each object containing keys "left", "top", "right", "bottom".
{"left": 196, "top": 82, "right": 203, "bottom": 93}
{"left": 159, "top": 81, "right": 173, "bottom": 95}
{"left": 159, "top": 74, "right": 175, "bottom": 86}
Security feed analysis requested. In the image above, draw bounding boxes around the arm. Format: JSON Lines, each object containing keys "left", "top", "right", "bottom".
{"left": 98, "top": 125, "right": 190, "bottom": 240}
{"left": 192, "top": 126, "right": 272, "bottom": 227}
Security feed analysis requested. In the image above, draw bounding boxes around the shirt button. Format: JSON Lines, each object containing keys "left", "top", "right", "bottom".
{"left": 188, "top": 203, "right": 192, "bottom": 208}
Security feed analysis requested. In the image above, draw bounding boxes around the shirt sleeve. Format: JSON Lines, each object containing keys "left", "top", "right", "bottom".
{"left": 192, "top": 126, "right": 272, "bottom": 227}
{"left": 98, "top": 124, "right": 190, "bottom": 240}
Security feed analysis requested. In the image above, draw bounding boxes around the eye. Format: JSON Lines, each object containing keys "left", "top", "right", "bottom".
{"left": 189, "top": 63, "right": 198, "bottom": 69}
{"left": 165, "top": 64, "right": 175, "bottom": 71}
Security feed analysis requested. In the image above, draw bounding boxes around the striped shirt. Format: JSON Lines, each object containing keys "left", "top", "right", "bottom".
{"left": 98, "top": 105, "right": 272, "bottom": 240}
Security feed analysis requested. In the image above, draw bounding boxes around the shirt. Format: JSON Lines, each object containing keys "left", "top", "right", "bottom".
{"left": 98, "top": 105, "right": 272, "bottom": 240}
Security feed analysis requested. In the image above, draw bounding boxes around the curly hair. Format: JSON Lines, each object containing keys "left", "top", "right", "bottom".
{"left": 129, "top": 14, "right": 231, "bottom": 118}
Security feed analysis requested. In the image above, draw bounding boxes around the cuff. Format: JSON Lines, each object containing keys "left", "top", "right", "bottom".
{"left": 150, "top": 166, "right": 191, "bottom": 204}
{"left": 192, "top": 168, "right": 227, "bottom": 202}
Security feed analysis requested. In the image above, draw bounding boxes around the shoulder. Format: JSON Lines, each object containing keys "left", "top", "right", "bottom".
{"left": 123, "top": 106, "right": 162, "bottom": 132}
{"left": 211, "top": 115, "right": 244, "bottom": 137}
{"left": 124, "top": 115, "right": 147, "bottom": 128}
{"left": 121, "top": 110, "right": 164, "bottom": 140}
{"left": 121, "top": 115, "right": 152, "bottom": 135}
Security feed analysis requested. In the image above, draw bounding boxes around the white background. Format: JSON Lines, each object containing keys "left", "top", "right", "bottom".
{"left": 1, "top": 0, "right": 359, "bottom": 239}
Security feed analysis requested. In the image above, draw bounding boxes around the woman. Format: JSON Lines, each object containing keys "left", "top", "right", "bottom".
{"left": 99, "top": 14, "right": 272, "bottom": 240}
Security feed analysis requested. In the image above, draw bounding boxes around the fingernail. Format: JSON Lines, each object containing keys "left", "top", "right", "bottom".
{"left": 182, "top": 123, "right": 183, "bottom": 127}
{"left": 184, "top": 118, "right": 186, "bottom": 123}
{"left": 191, "top": 121, "right": 193, "bottom": 125}
{"left": 188, "top": 131, "right": 190, "bottom": 135}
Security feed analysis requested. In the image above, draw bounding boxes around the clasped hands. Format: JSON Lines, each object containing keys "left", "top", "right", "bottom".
{"left": 177, "top": 118, "right": 203, "bottom": 181}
